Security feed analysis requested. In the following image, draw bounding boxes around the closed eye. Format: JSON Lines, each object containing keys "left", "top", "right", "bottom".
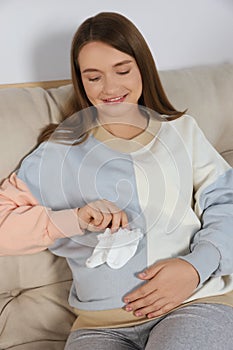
{"left": 88, "top": 76, "right": 101, "bottom": 82}
{"left": 117, "top": 70, "right": 130, "bottom": 75}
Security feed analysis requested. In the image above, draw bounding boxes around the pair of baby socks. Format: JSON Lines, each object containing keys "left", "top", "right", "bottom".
{"left": 86, "top": 227, "right": 143, "bottom": 269}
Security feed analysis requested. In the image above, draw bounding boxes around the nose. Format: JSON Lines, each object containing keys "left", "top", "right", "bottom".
{"left": 102, "top": 75, "right": 119, "bottom": 95}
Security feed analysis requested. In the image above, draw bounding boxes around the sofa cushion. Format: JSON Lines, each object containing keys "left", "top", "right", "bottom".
{"left": 0, "top": 251, "right": 76, "bottom": 349}
{"left": 0, "top": 85, "right": 75, "bottom": 349}
{"left": 160, "top": 63, "right": 233, "bottom": 156}
{"left": 0, "top": 85, "right": 73, "bottom": 182}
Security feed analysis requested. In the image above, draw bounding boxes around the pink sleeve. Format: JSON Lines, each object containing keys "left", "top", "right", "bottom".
{"left": 0, "top": 173, "right": 84, "bottom": 256}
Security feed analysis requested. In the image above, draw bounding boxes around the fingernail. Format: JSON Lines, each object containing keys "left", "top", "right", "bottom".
{"left": 125, "top": 306, "right": 132, "bottom": 312}
{"left": 122, "top": 224, "right": 129, "bottom": 229}
{"left": 139, "top": 271, "right": 147, "bottom": 277}
{"left": 135, "top": 311, "right": 142, "bottom": 317}
{"left": 124, "top": 298, "right": 130, "bottom": 304}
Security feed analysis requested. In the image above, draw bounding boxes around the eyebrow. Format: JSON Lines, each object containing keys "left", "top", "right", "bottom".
{"left": 82, "top": 60, "right": 133, "bottom": 74}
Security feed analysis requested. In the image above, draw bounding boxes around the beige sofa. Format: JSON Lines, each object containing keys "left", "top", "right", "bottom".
{"left": 0, "top": 63, "right": 233, "bottom": 349}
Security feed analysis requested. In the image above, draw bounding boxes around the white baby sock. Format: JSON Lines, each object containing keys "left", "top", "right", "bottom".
{"left": 86, "top": 227, "right": 143, "bottom": 269}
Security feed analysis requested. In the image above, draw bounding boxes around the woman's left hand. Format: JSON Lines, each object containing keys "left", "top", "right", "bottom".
{"left": 123, "top": 258, "right": 200, "bottom": 318}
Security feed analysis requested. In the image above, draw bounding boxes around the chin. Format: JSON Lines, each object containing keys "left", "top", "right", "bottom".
{"left": 96, "top": 101, "right": 138, "bottom": 120}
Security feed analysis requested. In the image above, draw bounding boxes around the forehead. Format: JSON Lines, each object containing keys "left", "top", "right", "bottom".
{"left": 78, "top": 41, "right": 134, "bottom": 69}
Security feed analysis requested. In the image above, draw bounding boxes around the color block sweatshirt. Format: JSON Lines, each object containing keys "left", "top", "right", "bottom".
{"left": 0, "top": 115, "right": 233, "bottom": 328}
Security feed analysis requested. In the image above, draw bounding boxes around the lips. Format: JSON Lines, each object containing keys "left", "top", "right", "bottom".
{"left": 102, "top": 94, "right": 128, "bottom": 104}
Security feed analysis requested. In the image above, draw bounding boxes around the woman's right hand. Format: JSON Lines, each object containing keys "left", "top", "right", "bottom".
{"left": 77, "top": 199, "right": 128, "bottom": 233}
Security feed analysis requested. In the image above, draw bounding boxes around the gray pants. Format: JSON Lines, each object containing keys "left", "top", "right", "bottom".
{"left": 65, "top": 303, "right": 233, "bottom": 350}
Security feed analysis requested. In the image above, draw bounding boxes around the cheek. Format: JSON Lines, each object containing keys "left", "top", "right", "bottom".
{"left": 82, "top": 82, "right": 101, "bottom": 100}
{"left": 128, "top": 70, "right": 142, "bottom": 92}
{"left": 132, "top": 73, "right": 143, "bottom": 97}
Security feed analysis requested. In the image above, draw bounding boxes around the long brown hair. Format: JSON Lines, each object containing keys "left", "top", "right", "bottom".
{"left": 38, "top": 12, "right": 185, "bottom": 145}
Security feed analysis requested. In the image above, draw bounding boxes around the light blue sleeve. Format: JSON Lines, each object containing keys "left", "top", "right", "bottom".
{"left": 17, "top": 143, "right": 45, "bottom": 203}
{"left": 181, "top": 169, "right": 233, "bottom": 284}
{"left": 179, "top": 119, "right": 233, "bottom": 285}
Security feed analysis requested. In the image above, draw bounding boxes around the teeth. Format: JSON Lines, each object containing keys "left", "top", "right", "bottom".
{"left": 106, "top": 96, "right": 123, "bottom": 102}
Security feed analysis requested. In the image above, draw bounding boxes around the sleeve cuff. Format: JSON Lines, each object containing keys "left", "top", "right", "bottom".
{"left": 47, "top": 208, "right": 84, "bottom": 241}
{"left": 178, "top": 242, "right": 221, "bottom": 285}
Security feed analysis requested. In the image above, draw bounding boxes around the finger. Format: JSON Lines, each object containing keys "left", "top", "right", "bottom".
{"left": 131, "top": 297, "right": 166, "bottom": 318}
{"left": 88, "top": 201, "right": 110, "bottom": 225}
{"left": 137, "top": 261, "right": 165, "bottom": 280}
{"left": 111, "top": 210, "right": 129, "bottom": 232}
{"left": 96, "top": 212, "right": 113, "bottom": 230}
{"left": 111, "top": 210, "right": 125, "bottom": 232}
{"left": 95, "top": 202, "right": 117, "bottom": 230}
{"left": 87, "top": 207, "right": 104, "bottom": 226}
{"left": 124, "top": 279, "right": 157, "bottom": 304}
{"left": 77, "top": 206, "right": 103, "bottom": 230}
{"left": 124, "top": 290, "right": 160, "bottom": 314}
{"left": 111, "top": 215, "right": 121, "bottom": 232}
{"left": 146, "top": 302, "right": 176, "bottom": 319}
{"left": 121, "top": 211, "right": 129, "bottom": 229}
{"left": 102, "top": 200, "right": 128, "bottom": 232}
{"left": 84, "top": 207, "right": 105, "bottom": 232}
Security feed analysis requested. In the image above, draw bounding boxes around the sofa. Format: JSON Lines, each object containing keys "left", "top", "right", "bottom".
{"left": 0, "top": 63, "right": 233, "bottom": 349}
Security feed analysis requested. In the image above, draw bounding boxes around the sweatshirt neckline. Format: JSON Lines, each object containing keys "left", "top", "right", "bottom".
{"left": 91, "top": 117, "right": 165, "bottom": 154}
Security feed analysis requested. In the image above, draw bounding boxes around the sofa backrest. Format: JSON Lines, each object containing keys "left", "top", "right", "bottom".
{"left": 0, "top": 63, "right": 232, "bottom": 183}
{"left": 160, "top": 63, "right": 233, "bottom": 166}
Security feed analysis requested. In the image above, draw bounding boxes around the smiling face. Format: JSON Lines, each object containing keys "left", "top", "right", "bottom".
{"left": 78, "top": 41, "right": 143, "bottom": 120}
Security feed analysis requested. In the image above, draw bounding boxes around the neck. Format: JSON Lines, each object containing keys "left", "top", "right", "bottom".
{"left": 101, "top": 121, "right": 148, "bottom": 139}
{"left": 97, "top": 107, "right": 148, "bottom": 139}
